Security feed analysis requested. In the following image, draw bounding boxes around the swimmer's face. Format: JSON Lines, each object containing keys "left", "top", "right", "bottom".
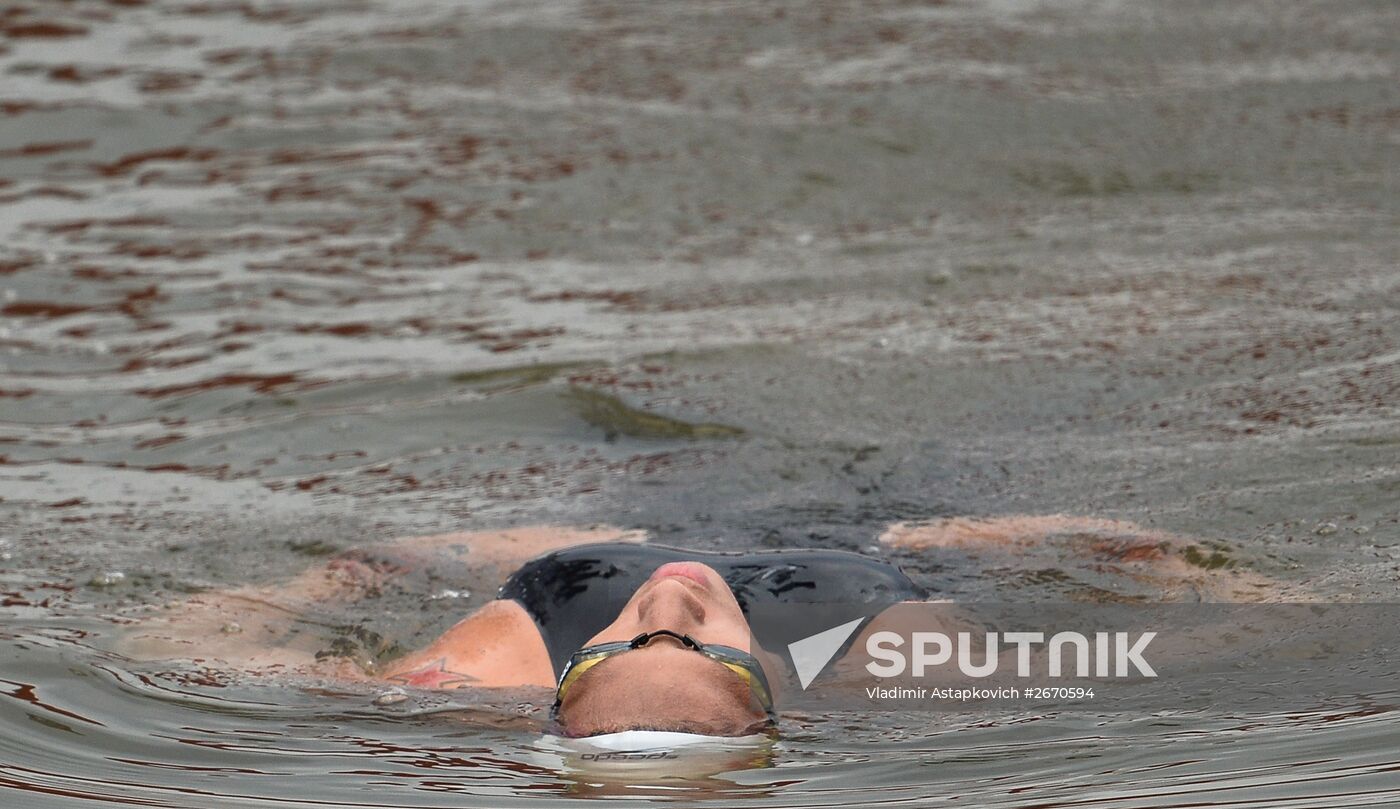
{"left": 554, "top": 562, "right": 774, "bottom": 737}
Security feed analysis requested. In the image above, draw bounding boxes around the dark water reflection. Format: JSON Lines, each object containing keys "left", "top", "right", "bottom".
{"left": 2, "top": 0, "right": 1399, "bottom": 806}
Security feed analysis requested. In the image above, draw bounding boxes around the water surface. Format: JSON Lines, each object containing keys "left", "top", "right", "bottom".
{"left": 2, "top": 0, "right": 1398, "bottom": 806}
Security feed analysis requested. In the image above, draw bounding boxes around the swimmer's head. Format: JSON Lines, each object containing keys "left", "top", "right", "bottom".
{"left": 553, "top": 561, "right": 777, "bottom": 738}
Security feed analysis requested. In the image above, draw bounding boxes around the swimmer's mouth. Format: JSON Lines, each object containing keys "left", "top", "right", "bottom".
{"left": 649, "top": 562, "right": 712, "bottom": 589}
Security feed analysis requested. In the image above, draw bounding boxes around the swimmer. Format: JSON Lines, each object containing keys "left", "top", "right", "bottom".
{"left": 122, "top": 516, "right": 1273, "bottom": 739}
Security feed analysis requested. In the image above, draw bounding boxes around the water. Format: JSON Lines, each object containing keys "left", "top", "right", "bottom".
{"left": 5, "top": 633, "right": 1400, "bottom": 807}
{"left": 2, "top": 0, "right": 1399, "bottom": 805}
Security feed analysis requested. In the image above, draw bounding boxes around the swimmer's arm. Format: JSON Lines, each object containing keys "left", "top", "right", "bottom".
{"left": 879, "top": 515, "right": 1279, "bottom": 601}
{"left": 121, "top": 526, "right": 638, "bottom": 682}
{"left": 376, "top": 599, "right": 555, "bottom": 689}
{"left": 126, "top": 599, "right": 555, "bottom": 688}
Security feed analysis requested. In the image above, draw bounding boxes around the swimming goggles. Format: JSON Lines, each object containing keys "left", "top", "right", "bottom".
{"left": 551, "top": 629, "right": 776, "bottom": 719}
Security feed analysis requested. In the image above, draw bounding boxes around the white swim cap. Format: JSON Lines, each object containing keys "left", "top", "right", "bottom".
{"left": 533, "top": 730, "right": 773, "bottom": 780}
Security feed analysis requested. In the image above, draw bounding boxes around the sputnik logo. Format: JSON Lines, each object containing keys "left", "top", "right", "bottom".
{"left": 787, "top": 618, "right": 865, "bottom": 690}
